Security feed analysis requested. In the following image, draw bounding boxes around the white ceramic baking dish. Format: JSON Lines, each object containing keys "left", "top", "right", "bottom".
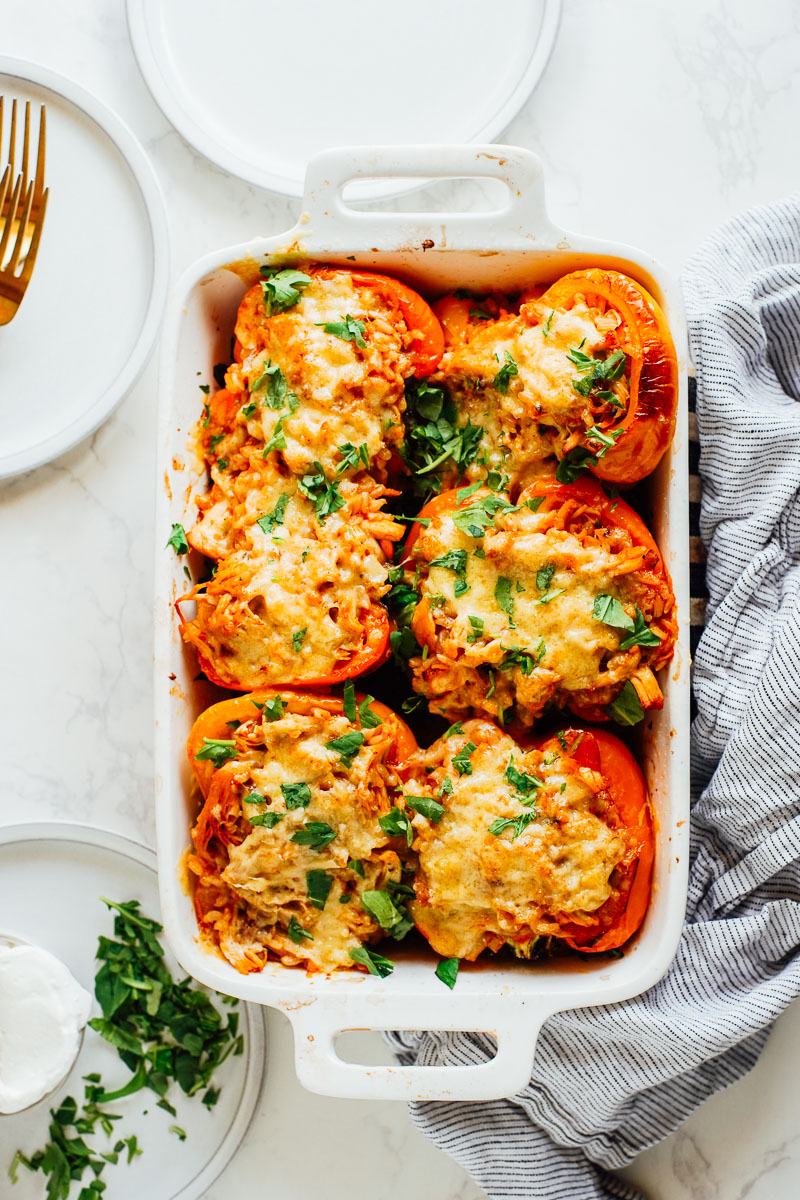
{"left": 154, "top": 145, "right": 690, "bottom": 1103}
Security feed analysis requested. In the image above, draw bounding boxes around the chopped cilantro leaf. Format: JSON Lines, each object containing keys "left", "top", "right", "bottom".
{"left": 262, "top": 695, "right": 286, "bottom": 721}
{"left": 488, "top": 811, "right": 537, "bottom": 839}
{"left": 321, "top": 314, "right": 367, "bottom": 348}
{"left": 281, "top": 782, "right": 312, "bottom": 809}
{"left": 435, "top": 957, "right": 459, "bottom": 989}
{"left": 467, "top": 615, "right": 484, "bottom": 642}
{"left": 349, "top": 946, "right": 394, "bottom": 977}
{"left": 494, "top": 577, "right": 516, "bottom": 627}
{"left": 536, "top": 564, "right": 556, "bottom": 591}
{"left": 405, "top": 795, "right": 446, "bottom": 823}
{"left": 360, "top": 889, "right": 413, "bottom": 939}
{"left": 542, "top": 310, "right": 554, "bottom": 337}
{"left": 605, "top": 680, "right": 645, "bottom": 726}
{"left": 298, "top": 462, "right": 345, "bottom": 521}
{"left": 260, "top": 267, "right": 312, "bottom": 314}
{"left": 492, "top": 350, "right": 519, "bottom": 394}
{"left": 290, "top": 822, "right": 336, "bottom": 851}
{"left": 452, "top": 494, "right": 516, "bottom": 539}
{"left": 430, "top": 549, "right": 468, "bottom": 574}
{"left": 452, "top": 741, "right": 477, "bottom": 776}
{"left": 343, "top": 679, "right": 357, "bottom": 722}
{"left": 444, "top": 722, "right": 463, "bottom": 738}
{"left": 593, "top": 594, "right": 634, "bottom": 630}
{"left": 248, "top": 811, "right": 284, "bottom": 828}
{"left": 326, "top": 730, "right": 365, "bottom": 767}
{"left": 292, "top": 628, "right": 307, "bottom": 652}
{"left": 306, "top": 870, "right": 333, "bottom": 910}
{"left": 166, "top": 523, "right": 189, "bottom": 555}
{"left": 618, "top": 608, "right": 661, "bottom": 651}
{"left": 286, "top": 916, "right": 313, "bottom": 944}
{"left": 378, "top": 806, "right": 414, "bottom": 846}
{"left": 194, "top": 738, "right": 237, "bottom": 767}
{"left": 257, "top": 492, "right": 289, "bottom": 535}
{"left": 336, "top": 440, "right": 370, "bottom": 474}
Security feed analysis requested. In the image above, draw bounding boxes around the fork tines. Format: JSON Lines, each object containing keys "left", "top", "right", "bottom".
{"left": 0, "top": 97, "right": 48, "bottom": 303}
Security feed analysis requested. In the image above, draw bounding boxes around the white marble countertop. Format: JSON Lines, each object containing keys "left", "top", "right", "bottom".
{"left": 3, "top": 2, "right": 800, "bottom": 1197}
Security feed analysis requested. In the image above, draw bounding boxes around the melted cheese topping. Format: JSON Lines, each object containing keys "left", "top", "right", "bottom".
{"left": 434, "top": 300, "right": 627, "bottom": 488}
{"left": 228, "top": 272, "right": 412, "bottom": 479}
{"left": 406, "top": 723, "right": 628, "bottom": 960}
{"left": 186, "top": 479, "right": 392, "bottom": 689}
{"left": 410, "top": 498, "right": 639, "bottom": 723}
{"left": 196, "top": 706, "right": 409, "bottom": 973}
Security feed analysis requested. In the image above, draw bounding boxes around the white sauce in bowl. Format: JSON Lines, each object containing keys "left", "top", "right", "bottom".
{"left": 0, "top": 944, "right": 92, "bottom": 1114}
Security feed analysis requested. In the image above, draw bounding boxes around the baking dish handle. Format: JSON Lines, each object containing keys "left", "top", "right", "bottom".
{"left": 285, "top": 997, "right": 555, "bottom": 1101}
{"left": 301, "top": 144, "right": 564, "bottom": 252}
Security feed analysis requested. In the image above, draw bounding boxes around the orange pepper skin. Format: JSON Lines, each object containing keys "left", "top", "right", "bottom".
{"left": 519, "top": 475, "right": 665, "bottom": 563}
{"left": 539, "top": 269, "right": 678, "bottom": 484}
{"left": 188, "top": 688, "right": 418, "bottom": 798}
{"left": 532, "top": 727, "right": 655, "bottom": 953}
{"left": 344, "top": 269, "right": 445, "bottom": 377}
{"left": 178, "top": 599, "right": 391, "bottom": 695}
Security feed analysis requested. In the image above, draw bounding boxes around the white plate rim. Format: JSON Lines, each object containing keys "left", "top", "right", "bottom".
{"left": 0, "top": 56, "right": 170, "bottom": 482}
{"left": 0, "top": 819, "right": 267, "bottom": 1200}
{"left": 125, "top": 0, "right": 562, "bottom": 199}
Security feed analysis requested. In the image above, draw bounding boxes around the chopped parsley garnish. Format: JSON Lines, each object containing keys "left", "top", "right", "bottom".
{"left": 618, "top": 609, "right": 661, "bottom": 651}
{"left": 452, "top": 741, "right": 477, "bottom": 776}
{"left": 439, "top": 776, "right": 454, "bottom": 797}
{"left": 248, "top": 810, "right": 284, "bottom": 828}
{"left": 251, "top": 360, "right": 292, "bottom": 407}
{"left": 469, "top": 306, "right": 492, "bottom": 319}
{"left": 430, "top": 548, "right": 468, "bottom": 574}
{"left": 435, "top": 958, "right": 459, "bottom": 989}
{"left": 321, "top": 314, "right": 367, "bottom": 348}
{"left": 292, "top": 628, "right": 307, "bottom": 652}
{"left": 349, "top": 946, "right": 394, "bottom": 978}
{"left": 166, "top": 523, "right": 189, "bottom": 555}
{"left": 592, "top": 594, "right": 657, "bottom": 650}
{"left": 453, "top": 577, "right": 470, "bottom": 597}
{"left": 488, "top": 811, "right": 537, "bottom": 839}
{"left": 298, "top": 461, "right": 345, "bottom": 521}
{"left": 542, "top": 310, "right": 554, "bottom": 336}
{"left": 306, "top": 869, "right": 333, "bottom": 910}
{"left": 326, "top": 730, "right": 365, "bottom": 768}
{"left": 389, "top": 626, "right": 421, "bottom": 670}
{"left": 343, "top": 679, "right": 358, "bottom": 722}
{"left": 259, "top": 266, "right": 312, "bottom": 314}
{"left": 360, "top": 889, "right": 413, "bottom": 939}
{"left": 262, "top": 395, "right": 299, "bottom": 454}
{"left": 199, "top": 383, "right": 210, "bottom": 394}
{"left": 492, "top": 350, "right": 519, "bottom": 394}
{"left": 261, "top": 695, "right": 286, "bottom": 721}
{"left": 286, "top": 916, "right": 313, "bottom": 944}
{"left": 281, "top": 782, "right": 312, "bottom": 809}
{"left": 347, "top": 857, "right": 365, "bottom": 878}
{"left": 494, "top": 576, "right": 516, "bottom": 627}
{"left": 257, "top": 492, "right": 289, "bottom": 535}
{"left": 194, "top": 738, "right": 237, "bottom": 767}
{"left": 443, "top": 721, "right": 463, "bottom": 738}
{"left": 378, "top": 806, "right": 413, "bottom": 846}
{"left": 290, "top": 822, "right": 337, "bottom": 850}
{"left": 498, "top": 642, "right": 547, "bottom": 674}
{"left": 343, "top": 681, "right": 383, "bottom": 729}
{"left": 536, "top": 564, "right": 556, "bottom": 592}
{"left": 567, "top": 347, "right": 626, "bottom": 397}
{"left": 605, "top": 680, "right": 645, "bottom": 726}
{"left": 404, "top": 795, "right": 446, "bottom": 823}
{"left": 400, "top": 378, "right": 483, "bottom": 495}
{"left": 337, "top": 440, "right": 370, "bottom": 473}
{"left": 505, "top": 758, "right": 543, "bottom": 802}
{"left": 467, "top": 615, "right": 484, "bottom": 642}
{"left": 525, "top": 496, "right": 544, "bottom": 512}
{"left": 452, "top": 494, "right": 516, "bottom": 538}
{"left": 535, "top": 588, "right": 565, "bottom": 606}
{"left": 555, "top": 425, "right": 623, "bottom": 483}
{"left": 401, "top": 694, "right": 425, "bottom": 714}
{"left": 12, "top": 897, "right": 244, "bottom": 1195}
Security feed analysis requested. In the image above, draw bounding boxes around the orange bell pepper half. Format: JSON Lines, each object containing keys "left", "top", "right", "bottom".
{"left": 188, "top": 688, "right": 418, "bottom": 799}
{"left": 325, "top": 267, "right": 445, "bottom": 377}
{"left": 176, "top": 595, "right": 391, "bottom": 694}
{"left": 540, "top": 268, "right": 678, "bottom": 484}
{"left": 535, "top": 727, "right": 655, "bottom": 953}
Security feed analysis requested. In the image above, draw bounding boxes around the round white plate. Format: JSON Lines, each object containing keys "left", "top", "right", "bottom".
{"left": 127, "top": 0, "right": 561, "bottom": 199}
{"left": 0, "top": 822, "right": 265, "bottom": 1200}
{"left": 0, "top": 59, "right": 169, "bottom": 480}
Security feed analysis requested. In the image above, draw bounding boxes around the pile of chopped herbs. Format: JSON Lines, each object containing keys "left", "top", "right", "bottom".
{"left": 9, "top": 898, "right": 242, "bottom": 1199}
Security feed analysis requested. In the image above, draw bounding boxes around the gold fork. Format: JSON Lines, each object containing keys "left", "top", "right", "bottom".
{"left": 0, "top": 98, "right": 49, "bottom": 325}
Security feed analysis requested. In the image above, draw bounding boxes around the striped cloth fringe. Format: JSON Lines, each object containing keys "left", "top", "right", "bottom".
{"left": 387, "top": 195, "right": 800, "bottom": 1199}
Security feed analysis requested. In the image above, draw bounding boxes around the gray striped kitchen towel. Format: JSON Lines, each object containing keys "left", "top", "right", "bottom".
{"left": 387, "top": 195, "right": 800, "bottom": 1200}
